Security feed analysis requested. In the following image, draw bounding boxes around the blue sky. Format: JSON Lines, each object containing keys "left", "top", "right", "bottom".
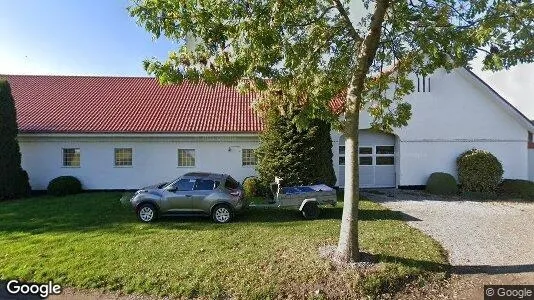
{"left": 1, "top": 0, "right": 532, "bottom": 118}
{"left": 0, "top": 0, "right": 176, "bottom": 76}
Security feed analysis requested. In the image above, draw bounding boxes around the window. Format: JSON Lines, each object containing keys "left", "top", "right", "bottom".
{"left": 339, "top": 156, "right": 345, "bottom": 166}
{"left": 194, "top": 179, "right": 216, "bottom": 191}
{"left": 225, "top": 176, "right": 240, "bottom": 190}
{"left": 177, "top": 149, "right": 195, "bottom": 167}
{"left": 114, "top": 148, "right": 132, "bottom": 166}
{"left": 359, "top": 147, "right": 372, "bottom": 154}
{"left": 376, "top": 146, "right": 394, "bottom": 155}
{"left": 376, "top": 156, "right": 395, "bottom": 165}
{"left": 417, "top": 75, "right": 431, "bottom": 92}
{"left": 174, "top": 179, "right": 196, "bottom": 191}
{"left": 359, "top": 156, "right": 373, "bottom": 165}
{"left": 242, "top": 149, "right": 257, "bottom": 166}
{"left": 63, "top": 148, "right": 80, "bottom": 167}
{"left": 339, "top": 145, "right": 345, "bottom": 155}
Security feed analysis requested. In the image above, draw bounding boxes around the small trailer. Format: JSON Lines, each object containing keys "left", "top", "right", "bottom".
{"left": 252, "top": 177, "right": 337, "bottom": 219}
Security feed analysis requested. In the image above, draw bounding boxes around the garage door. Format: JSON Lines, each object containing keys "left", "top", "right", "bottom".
{"left": 338, "top": 130, "right": 396, "bottom": 188}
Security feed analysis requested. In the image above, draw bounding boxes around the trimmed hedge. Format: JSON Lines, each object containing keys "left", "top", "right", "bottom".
{"left": 243, "top": 177, "right": 260, "bottom": 198}
{"left": 47, "top": 176, "right": 82, "bottom": 196}
{"left": 425, "top": 172, "right": 458, "bottom": 195}
{"left": 457, "top": 149, "right": 503, "bottom": 194}
{"left": 498, "top": 179, "right": 534, "bottom": 200}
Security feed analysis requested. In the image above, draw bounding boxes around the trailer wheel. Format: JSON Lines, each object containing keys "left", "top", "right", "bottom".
{"left": 301, "top": 202, "right": 320, "bottom": 220}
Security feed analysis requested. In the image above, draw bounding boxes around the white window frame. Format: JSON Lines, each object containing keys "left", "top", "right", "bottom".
{"left": 242, "top": 149, "right": 257, "bottom": 166}
{"left": 114, "top": 148, "right": 133, "bottom": 167}
{"left": 177, "top": 149, "right": 196, "bottom": 167}
{"left": 62, "top": 148, "right": 81, "bottom": 167}
{"left": 358, "top": 146, "right": 373, "bottom": 166}
{"left": 375, "top": 145, "right": 395, "bottom": 166}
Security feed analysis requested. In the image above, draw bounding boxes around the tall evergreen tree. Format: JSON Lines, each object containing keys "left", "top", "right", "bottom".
{"left": 0, "top": 80, "right": 31, "bottom": 200}
{"left": 256, "top": 106, "right": 336, "bottom": 189}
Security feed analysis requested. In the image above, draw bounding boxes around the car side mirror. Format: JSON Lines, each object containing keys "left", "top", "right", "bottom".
{"left": 166, "top": 187, "right": 177, "bottom": 193}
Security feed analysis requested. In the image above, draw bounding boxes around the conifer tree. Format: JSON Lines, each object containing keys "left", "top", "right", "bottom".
{"left": 0, "top": 80, "right": 31, "bottom": 200}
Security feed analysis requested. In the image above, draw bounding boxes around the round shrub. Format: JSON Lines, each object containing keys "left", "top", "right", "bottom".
{"left": 242, "top": 177, "right": 260, "bottom": 198}
{"left": 498, "top": 179, "right": 534, "bottom": 200}
{"left": 425, "top": 172, "right": 458, "bottom": 195}
{"left": 457, "top": 149, "right": 503, "bottom": 194}
{"left": 47, "top": 176, "right": 82, "bottom": 196}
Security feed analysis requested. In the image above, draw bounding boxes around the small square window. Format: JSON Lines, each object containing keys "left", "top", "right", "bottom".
{"left": 178, "top": 149, "right": 195, "bottom": 167}
{"left": 242, "top": 149, "right": 257, "bottom": 166}
{"left": 359, "top": 156, "right": 373, "bottom": 165}
{"left": 339, "top": 146, "right": 345, "bottom": 155}
{"left": 359, "top": 147, "right": 372, "bottom": 154}
{"left": 339, "top": 156, "right": 345, "bottom": 166}
{"left": 63, "top": 148, "right": 80, "bottom": 167}
{"left": 114, "top": 148, "right": 132, "bottom": 166}
{"left": 376, "top": 156, "right": 395, "bottom": 165}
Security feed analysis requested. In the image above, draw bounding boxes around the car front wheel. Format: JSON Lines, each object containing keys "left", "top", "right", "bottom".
{"left": 212, "top": 204, "right": 233, "bottom": 223}
{"left": 137, "top": 203, "right": 157, "bottom": 223}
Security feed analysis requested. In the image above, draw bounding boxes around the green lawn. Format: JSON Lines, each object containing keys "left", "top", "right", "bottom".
{"left": 0, "top": 193, "right": 448, "bottom": 299}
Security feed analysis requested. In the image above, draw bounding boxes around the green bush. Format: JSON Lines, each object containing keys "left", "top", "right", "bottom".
{"left": 243, "top": 177, "right": 260, "bottom": 198}
{"left": 457, "top": 149, "right": 503, "bottom": 194}
{"left": 498, "top": 179, "right": 534, "bottom": 200}
{"left": 47, "top": 176, "right": 82, "bottom": 196}
{"left": 0, "top": 80, "right": 31, "bottom": 200}
{"left": 425, "top": 172, "right": 458, "bottom": 195}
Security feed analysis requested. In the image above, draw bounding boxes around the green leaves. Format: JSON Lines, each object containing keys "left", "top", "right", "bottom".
{"left": 129, "top": 0, "right": 534, "bottom": 131}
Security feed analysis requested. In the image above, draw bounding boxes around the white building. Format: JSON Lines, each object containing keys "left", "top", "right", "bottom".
{"left": 5, "top": 69, "right": 534, "bottom": 190}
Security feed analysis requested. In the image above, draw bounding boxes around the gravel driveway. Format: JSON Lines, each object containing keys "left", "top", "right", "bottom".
{"left": 363, "top": 190, "right": 534, "bottom": 271}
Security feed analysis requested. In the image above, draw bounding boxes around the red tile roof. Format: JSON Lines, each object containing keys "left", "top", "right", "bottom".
{"left": 4, "top": 75, "right": 263, "bottom": 134}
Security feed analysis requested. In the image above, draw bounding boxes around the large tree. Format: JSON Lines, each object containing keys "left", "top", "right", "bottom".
{"left": 130, "top": 0, "right": 534, "bottom": 262}
{"left": 0, "top": 80, "right": 31, "bottom": 200}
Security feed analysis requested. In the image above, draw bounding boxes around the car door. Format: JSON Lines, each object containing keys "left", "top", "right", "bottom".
{"left": 164, "top": 178, "right": 196, "bottom": 212}
{"left": 191, "top": 179, "right": 217, "bottom": 212}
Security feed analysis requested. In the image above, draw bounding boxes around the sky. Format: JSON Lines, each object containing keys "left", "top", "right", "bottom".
{"left": 0, "top": 0, "right": 532, "bottom": 118}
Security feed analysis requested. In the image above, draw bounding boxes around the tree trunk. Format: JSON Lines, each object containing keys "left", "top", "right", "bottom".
{"left": 333, "top": 0, "right": 389, "bottom": 263}
{"left": 335, "top": 109, "right": 360, "bottom": 262}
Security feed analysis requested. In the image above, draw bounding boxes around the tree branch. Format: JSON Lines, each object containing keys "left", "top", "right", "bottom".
{"left": 346, "top": 0, "right": 390, "bottom": 114}
{"left": 332, "top": 0, "right": 360, "bottom": 41}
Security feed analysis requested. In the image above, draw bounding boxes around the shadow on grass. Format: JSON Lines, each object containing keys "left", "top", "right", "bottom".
{"left": 377, "top": 255, "right": 534, "bottom": 276}
{"left": 0, "top": 193, "right": 421, "bottom": 234}
{"left": 378, "top": 255, "right": 450, "bottom": 273}
{"left": 452, "top": 264, "right": 534, "bottom": 275}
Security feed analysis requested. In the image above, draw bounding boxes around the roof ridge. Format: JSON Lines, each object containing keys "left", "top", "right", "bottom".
{"left": 0, "top": 74, "right": 156, "bottom": 79}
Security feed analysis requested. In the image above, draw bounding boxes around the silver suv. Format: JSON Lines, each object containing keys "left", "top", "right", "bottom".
{"left": 124, "top": 172, "right": 245, "bottom": 223}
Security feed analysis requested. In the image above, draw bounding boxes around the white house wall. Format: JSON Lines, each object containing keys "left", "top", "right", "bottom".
{"left": 332, "top": 68, "right": 530, "bottom": 187}
{"left": 18, "top": 69, "right": 533, "bottom": 190}
{"left": 19, "top": 135, "right": 259, "bottom": 190}
{"left": 394, "top": 69, "right": 529, "bottom": 185}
